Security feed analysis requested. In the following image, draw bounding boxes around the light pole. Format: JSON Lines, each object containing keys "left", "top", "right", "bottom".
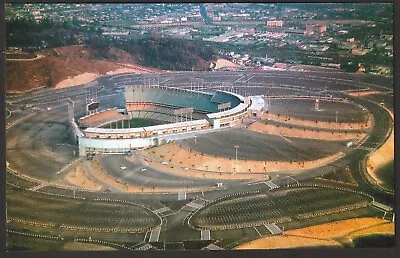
{"left": 335, "top": 111, "right": 338, "bottom": 123}
{"left": 234, "top": 145, "right": 239, "bottom": 164}
{"left": 194, "top": 136, "right": 197, "bottom": 152}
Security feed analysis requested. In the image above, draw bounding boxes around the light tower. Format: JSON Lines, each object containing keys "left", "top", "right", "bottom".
{"left": 85, "top": 83, "right": 99, "bottom": 116}
{"left": 67, "top": 98, "right": 74, "bottom": 122}
{"left": 234, "top": 145, "right": 239, "bottom": 164}
{"left": 315, "top": 98, "right": 320, "bottom": 111}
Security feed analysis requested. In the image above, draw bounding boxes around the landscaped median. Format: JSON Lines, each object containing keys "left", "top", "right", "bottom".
{"left": 64, "top": 163, "right": 102, "bottom": 191}
{"left": 248, "top": 121, "right": 366, "bottom": 141}
{"left": 145, "top": 142, "right": 345, "bottom": 176}
{"left": 366, "top": 107, "right": 394, "bottom": 188}
{"left": 262, "top": 112, "right": 371, "bottom": 130}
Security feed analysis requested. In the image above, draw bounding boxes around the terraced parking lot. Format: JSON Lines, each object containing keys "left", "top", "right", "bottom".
{"left": 6, "top": 70, "right": 394, "bottom": 250}
{"left": 178, "top": 128, "right": 346, "bottom": 162}
{"left": 190, "top": 187, "right": 372, "bottom": 230}
{"left": 6, "top": 185, "right": 161, "bottom": 232}
{"left": 268, "top": 99, "right": 368, "bottom": 123}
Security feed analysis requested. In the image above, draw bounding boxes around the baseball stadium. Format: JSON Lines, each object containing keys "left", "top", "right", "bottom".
{"left": 6, "top": 70, "right": 394, "bottom": 250}
{"left": 76, "top": 85, "right": 249, "bottom": 156}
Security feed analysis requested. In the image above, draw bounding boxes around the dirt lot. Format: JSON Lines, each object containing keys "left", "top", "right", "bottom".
{"left": 249, "top": 122, "right": 365, "bottom": 141}
{"left": 236, "top": 217, "right": 393, "bottom": 249}
{"left": 236, "top": 234, "right": 339, "bottom": 249}
{"left": 347, "top": 222, "right": 394, "bottom": 239}
{"left": 147, "top": 142, "right": 344, "bottom": 174}
{"left": 213, "top": 58, "right": 241, "bottom": 70}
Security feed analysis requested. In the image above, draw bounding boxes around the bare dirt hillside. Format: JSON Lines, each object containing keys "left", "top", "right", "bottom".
{"left": 5, "top": 45, "right": 161, "bottom": 93}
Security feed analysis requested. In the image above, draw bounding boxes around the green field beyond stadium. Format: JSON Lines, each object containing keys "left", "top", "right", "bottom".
{"left": 101, "top": 118, "right": 164, "bottom": 129}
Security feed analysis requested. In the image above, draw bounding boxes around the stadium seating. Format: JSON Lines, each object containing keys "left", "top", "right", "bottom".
{"left": 125, "top": 86, "right": 222, "bottom": 113}
{"left": 211, "top": 91, "right": 241, "bottom": 107}
{"left": 79, "top": 109, "right": 125, "bottom": 127}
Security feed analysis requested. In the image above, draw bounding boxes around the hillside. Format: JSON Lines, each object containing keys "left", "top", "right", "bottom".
{"left": 120, "top": 37, "right": 216, "bottom": 71}
{"left": 5, "top": 45, "right": 160, "bottom": 93}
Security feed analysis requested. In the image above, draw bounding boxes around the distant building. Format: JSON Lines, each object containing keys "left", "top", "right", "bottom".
{"left": 305, "top": 24, "right": 327, "bottom": 36}
{"left": 212, "top": 16, "right": 221, "bottom": 22}
{"left": 266, "top": 20, "right": 284, "bottom": 27}
{"left": 352, "top": 48, "right": 371, "bottom": 56}
{"left": 102, "top": 31, "right": 129, "bottom": 36}
{"left": 187, "top": 15, "right": 203, "bottom": 22}
{"left": 347, "top": 37, "right": 355, "bottom": 43}
{"left": 327, "top": 63, "right": 341, "bottom": 69}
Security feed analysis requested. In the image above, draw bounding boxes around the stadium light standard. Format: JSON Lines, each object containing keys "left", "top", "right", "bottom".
{"left": 234, "top": 145, "right": 239, "bottom": 164}
{"left": 335, "top": 111, "right": 338, "bottom": 123}
{"left": 194, "top": 136, "right": 197, "bottom": 151}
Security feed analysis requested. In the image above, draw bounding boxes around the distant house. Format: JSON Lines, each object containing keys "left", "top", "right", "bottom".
{"left": 327, "top": 63, "right": 341, "bottom": 69}
{"left": 347, "top": 37, "right": 355, "bottom": 43}
{"left": 273, "top": 63, "right": 287, "bottom": 69}
{"left": 351, "top": 48, "right": 371, "bottom": 56}
{"left": 305, "top": 24, "right": 327, "bottom": 36}
{"left": 266, "top": 20, "right": 284, "bottom": 27}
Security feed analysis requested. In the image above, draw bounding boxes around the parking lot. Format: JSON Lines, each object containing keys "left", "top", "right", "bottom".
{"left": 178, "top": 128, "right": 347, "bottom": 162}
{"left": 190, "top": 187, "right": 372, "bottom": 230}
{"left": 6, "top": 70, "right": 393, "bottom": 249}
